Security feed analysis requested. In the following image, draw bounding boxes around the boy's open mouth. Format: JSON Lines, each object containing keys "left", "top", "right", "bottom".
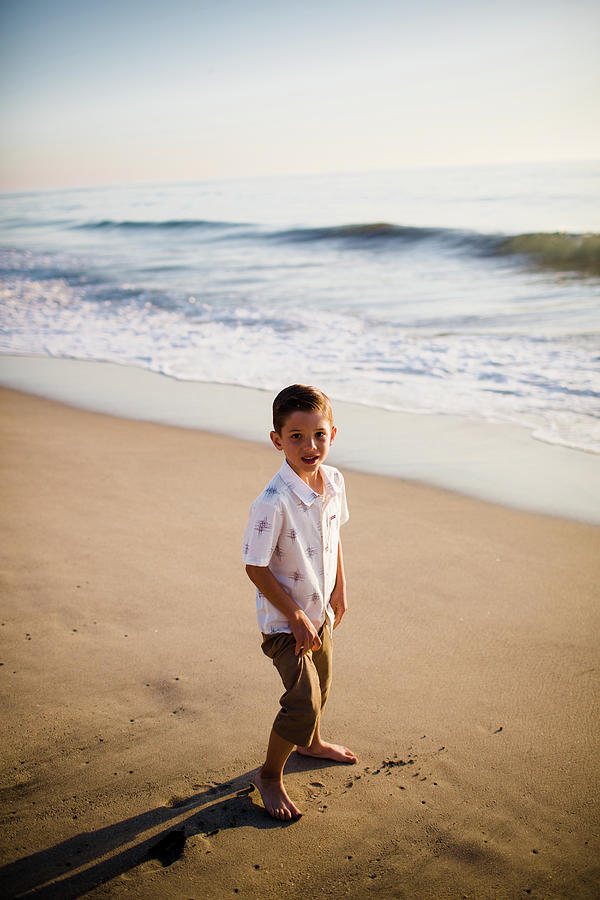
{"left": 301, "top": 455, "right": 319, "bottom": 464}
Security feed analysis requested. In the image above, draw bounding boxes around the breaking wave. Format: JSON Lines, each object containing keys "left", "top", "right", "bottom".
{"left": 68, "top": 218, "right": 600, "bottom": 275}
{"left": 497, "top": 232, "right": 600, "bottom": 275}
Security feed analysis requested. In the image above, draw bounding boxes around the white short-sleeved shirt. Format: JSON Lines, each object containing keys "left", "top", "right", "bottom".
{"left": 242, "top": 460, "right": 349, "bottom": 634}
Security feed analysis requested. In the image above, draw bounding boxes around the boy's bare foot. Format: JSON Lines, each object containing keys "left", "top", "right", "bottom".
{"left": 253, "top": 767, "right": 302, "bottom": 821}
{"left": 297, "top": 740, "right": 358, "bottom": 764}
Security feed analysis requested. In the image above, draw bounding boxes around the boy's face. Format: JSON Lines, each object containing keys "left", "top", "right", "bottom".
{"left": 270, "top": 410, "right": 336, "bottom": 481}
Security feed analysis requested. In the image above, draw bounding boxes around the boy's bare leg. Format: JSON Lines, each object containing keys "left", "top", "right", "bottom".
{"left": 254, "top": 728, "right": 302, "bottom": 820}
{"left": 297, "top": 719, "right": 358, "bottom": 764}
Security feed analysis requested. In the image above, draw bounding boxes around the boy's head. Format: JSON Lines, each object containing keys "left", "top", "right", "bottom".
{"left": 270, "top": 384, "right": 336, "bottom": 481}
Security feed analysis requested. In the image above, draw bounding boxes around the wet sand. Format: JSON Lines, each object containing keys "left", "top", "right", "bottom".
{"left": 2, "top": 354, "right": 600, "bottom": 524}
{"left": 1, "top": 387, "right": 599, "bottom": 899}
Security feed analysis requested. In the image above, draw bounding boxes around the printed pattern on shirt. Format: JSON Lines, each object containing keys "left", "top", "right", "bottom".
{"left": 255, "top": 517, "right": 271, "bottom": 536}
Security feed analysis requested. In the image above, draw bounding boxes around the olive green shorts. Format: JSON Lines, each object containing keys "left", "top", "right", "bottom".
{"left": 261, "top": 619, "right": 332, "bottom": 747}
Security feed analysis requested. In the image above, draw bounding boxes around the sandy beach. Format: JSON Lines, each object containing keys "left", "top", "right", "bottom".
{"left": 1, "top": 386, "right": 599, "bottom": 899}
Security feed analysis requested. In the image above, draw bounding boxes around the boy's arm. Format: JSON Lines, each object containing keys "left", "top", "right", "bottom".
{"left": 329, "top": 538, "right": 347, "bottom": 629}
{"left": 245, "top": 564, "right": 322, "bottom": 657}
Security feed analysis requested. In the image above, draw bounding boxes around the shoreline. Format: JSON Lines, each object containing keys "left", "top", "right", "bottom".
{"left": 1, "top": 353, "right": 599, "bottom": 524}
{"left": 1, "top": 387, "right": 598, "bottom": 898}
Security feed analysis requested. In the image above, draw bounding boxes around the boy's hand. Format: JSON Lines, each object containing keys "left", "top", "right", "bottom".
{"left": 330, "top": 580, "right": 348, "bottom": 629}
{"left": 290, "top": 610, "right": 321, "bottom": 657}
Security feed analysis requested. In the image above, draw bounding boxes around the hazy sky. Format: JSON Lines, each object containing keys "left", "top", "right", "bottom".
{"left": 1, "top": 0, "right": 598, "bottom": 191}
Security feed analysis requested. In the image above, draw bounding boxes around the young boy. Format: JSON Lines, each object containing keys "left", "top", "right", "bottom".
{"left": 242, "top": 384, "right": 357, "bottom": 821}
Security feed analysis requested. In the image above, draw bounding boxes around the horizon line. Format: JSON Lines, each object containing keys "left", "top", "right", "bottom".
{"left": 1, "top": 157, "right": 599, "bottom": 199}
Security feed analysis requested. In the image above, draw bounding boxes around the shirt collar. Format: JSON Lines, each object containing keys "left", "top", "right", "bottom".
{"left": 278, "top": 459, "right": 323, "bottom": 506}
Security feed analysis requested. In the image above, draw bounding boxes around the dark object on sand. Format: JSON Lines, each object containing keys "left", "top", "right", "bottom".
{"left": 149, "top": 829, "right": 186, "bottom": 866}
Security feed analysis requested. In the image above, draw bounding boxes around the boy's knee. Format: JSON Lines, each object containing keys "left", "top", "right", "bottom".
{"left": 296, "top": 667, "right": 322, "bottom": 741}
{"left": 290, "top": 659, "right": 321, "bottom": 717}
{"left": 273, "top": 659, "right": 322, "bottom": 746}
{"left": 306, "top": 684, "right": 321, "bottom": 723}
{"left": 273, "top": 701, "right": 319, "bottom": 747}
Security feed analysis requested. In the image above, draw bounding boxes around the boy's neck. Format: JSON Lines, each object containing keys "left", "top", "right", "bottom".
{"left": 285, "top": 459, "right": 324, "bottom": 494}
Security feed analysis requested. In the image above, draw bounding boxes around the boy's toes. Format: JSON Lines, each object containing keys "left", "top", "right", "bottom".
{"left": 272, "top": 803, "right": 297, "bottom": 821}
{"left": 332, "top": 743, "right": 358, "bottom": 763}
{"left": 283, "top": 800, "right": 302, "bottom": 820}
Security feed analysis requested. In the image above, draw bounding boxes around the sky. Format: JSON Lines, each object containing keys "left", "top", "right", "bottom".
{"left": 0, "top": 0, "right": 598, "bottom": 191}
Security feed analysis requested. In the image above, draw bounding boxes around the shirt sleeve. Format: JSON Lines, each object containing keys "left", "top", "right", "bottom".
{"left": 242, "top": 497, "right": 284, "bottom": 566}
{"left": 340, "top": 474, "right": 349, "bottom": 525}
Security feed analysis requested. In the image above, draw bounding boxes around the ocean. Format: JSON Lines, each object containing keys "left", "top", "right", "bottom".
{"left": 1, "top": 160, "right": 599, "bottom": 456}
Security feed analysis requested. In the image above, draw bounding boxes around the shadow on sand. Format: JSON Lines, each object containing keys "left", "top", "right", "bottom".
{"left": 0, "top": 755, "right": 337, "bottom": 899}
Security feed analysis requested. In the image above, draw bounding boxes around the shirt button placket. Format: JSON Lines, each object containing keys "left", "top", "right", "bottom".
{"left": 316, "top": 498, "right": 326, "bottom": 620}
{"left": 321, "top": 500, "right": 328, "bottom": 624}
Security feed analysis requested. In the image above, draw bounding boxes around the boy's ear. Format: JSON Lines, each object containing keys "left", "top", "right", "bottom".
{"left": 329, "top": 425, "right": 337, "bottom": 445}
{"left": 270, "top": 430, "right": 283, "bottom": 451}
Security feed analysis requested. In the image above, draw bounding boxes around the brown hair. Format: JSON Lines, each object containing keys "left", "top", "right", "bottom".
{"left": 272, "top": 384, "right": 333, "bottom": 434}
